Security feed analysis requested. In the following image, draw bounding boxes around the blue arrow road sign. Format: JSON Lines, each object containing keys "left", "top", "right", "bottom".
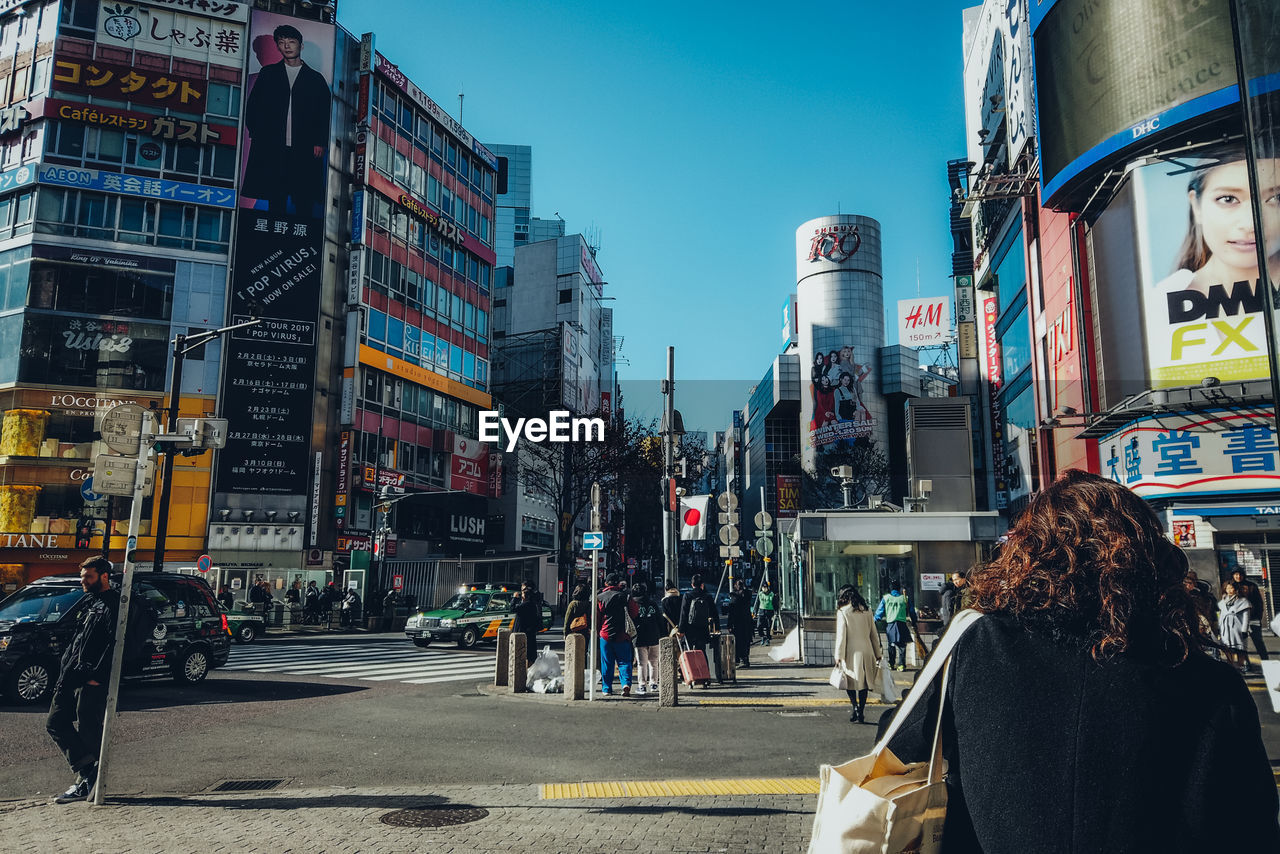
{"left": 583, "top": 532, "right": 604, "bottom": 550}
{"left": 81, "top": 478, "right": 103, "bottom": 502}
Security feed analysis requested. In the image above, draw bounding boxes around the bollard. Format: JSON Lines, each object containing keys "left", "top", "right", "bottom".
{"left": 658, "top": 636, "right": 678, "bottom": 707}
{"left": 565, "top": 632, "right": 585, "bottom": 700}
{"left": 495, "top": 628, "right": 510, "bottom": 686}
{"left": 720, "top": 634, "right": 736, "bottom": 684}
{"left": 509, "top": 632, "right": 528, "bottom": 693}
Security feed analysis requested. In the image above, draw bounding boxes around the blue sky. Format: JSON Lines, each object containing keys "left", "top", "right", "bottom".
{"left": 339, "top": 1, "right": 971, "bottom": 432}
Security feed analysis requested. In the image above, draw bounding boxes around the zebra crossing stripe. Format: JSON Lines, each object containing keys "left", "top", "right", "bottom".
{"left": 223, "top": 651, "right": 454, "bottom": 671}
{"left": 223, "top": 654, "right": 491, "bottom": 675}
{"left": 360, "top": 662, "right": 494, "bottom": 681}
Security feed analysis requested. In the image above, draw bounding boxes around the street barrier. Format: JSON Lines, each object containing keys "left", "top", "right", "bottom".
{"left": 495, "top": 628, "right": 510, "bottom": 686}
{"left": 565, "top": 633, "right": 585, "bottom": 700}
{"left": 658, "top": 636, "right": 678, "bottom": 707}
{"left": 509, "top": 632, "right": 528, "bottom": 693}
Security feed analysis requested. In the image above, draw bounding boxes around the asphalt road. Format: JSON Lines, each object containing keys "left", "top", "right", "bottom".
{"left": 0, "top": 633, "right": 870, "bottom": 802}
{"left": 3, "top": 633, "right": 1278, "bottom": 806}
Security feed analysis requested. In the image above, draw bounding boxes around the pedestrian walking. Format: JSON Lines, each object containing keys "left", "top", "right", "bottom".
{"left": 1183, "top": 570, "right": 1217, "bottom": 642}
{"left": 319, "top": 582, "right": 340, "bottom": 623}
{"left": 511, "top": 582, "right": 543, "bottom": 666}
{"left": 597, "top": 573, "right": 639, "bottom": 695}
{"left": 1218, "top": 581, "right": 1251, "bottom": 672}
{"left": 678, "top": 574, "right": 723, "bottom": 686}
{"left": 216, "top": 584, "right": 235, "bottom": 611}
{"left": 249, "top": 577, "right": 270, "bottom": 618}
{"left": 882, "top": 470, "right": 1279, "bottom": 850}
{"left": 660, "top": 582, "right": 683, "bottom": 636}
{"left": 563, "top": 584, "right": 592, "bottom": 644}
{"left": 754, "top": 581, "right": 777, "bottom": 645}
{"left": 1230, "top": 569, "right": 1269, "bottom": 667}
{"left": 873, "top": 583, "right": 917, "bottom": 670}
{"left": 630, "top": 582, "right": 662, "bottom": 693}
{"left": 46, "top": 556, "right": 117, "bottom": 804}
{"left": 833, "top": 584, "right": 882, "bottom": 723}
{"left": 303, "top": 580, "right": 320, "bottom": 624}
{"left": 341, "top": 587, "right": 361, "bottom": 628}
{"left": 727, "top": 580, "right": 754, "bottom": 668}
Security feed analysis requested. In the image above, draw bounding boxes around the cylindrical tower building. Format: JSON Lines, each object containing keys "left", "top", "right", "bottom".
{"left": 796, "top": 215, "right": 886, "bottom": 471}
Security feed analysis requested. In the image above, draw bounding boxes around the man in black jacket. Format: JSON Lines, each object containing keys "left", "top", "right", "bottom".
{"left": 46, "top": 556, "right": 118, "bottom": 803}
{"left": 511, "top": 582, "right": 543, "bottom": 666}
{"left": 242, "top": 24, "right": 331, "bottom": 216}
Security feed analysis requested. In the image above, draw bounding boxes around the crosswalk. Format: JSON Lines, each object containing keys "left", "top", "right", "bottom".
{"left": 219, "top": 640, "right": 499, "bottom": 686}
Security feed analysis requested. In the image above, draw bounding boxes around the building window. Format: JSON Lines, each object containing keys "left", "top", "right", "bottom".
{"left": 558, "top": 289, "right": 572, "bottom": 304}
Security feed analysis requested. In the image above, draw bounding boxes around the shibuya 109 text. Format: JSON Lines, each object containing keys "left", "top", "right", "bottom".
{"left": 478, "top": 410, "right": 605, "bottom": 451}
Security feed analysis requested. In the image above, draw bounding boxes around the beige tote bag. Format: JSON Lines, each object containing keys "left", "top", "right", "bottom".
{"left": 806, "top": 609, "right": 982, "bottom": 854}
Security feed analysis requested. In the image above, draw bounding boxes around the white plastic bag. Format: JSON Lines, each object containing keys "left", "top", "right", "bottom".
{"left": 878, "top": 656, "right": 901, "bottom": 703}
{"left": 767, "top": 628, "right": 801, "bottom": 662}
{"left": 1270, "top": 612, "right": 1280, "bottom": 639}
{"left": 527, "top": 647, "right": 562, "bottom": 681}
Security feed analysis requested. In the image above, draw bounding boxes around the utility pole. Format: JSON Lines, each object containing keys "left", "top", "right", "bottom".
{"left": 661, "top": 346, "right": 677, "bottom": 586}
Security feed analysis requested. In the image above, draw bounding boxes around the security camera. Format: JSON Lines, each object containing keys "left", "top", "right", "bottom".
{"left": 831, "top": 466, "right": 853, "bottom": 479}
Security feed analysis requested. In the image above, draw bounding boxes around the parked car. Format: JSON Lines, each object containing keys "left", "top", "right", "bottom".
{"left": 0, "top": 572, "right": 233, "bottom": 705}
{"left": 404, "top": 583, "right": 552, "bottom": 649}
{"left": 222, "top": 605, "right": 266, "bottom": 644}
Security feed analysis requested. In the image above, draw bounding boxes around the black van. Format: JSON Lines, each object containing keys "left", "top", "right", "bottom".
{"left": 0, "top": 572, "right": 232, "bottom": 705}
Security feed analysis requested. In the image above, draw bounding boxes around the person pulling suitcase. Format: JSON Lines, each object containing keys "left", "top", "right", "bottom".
{"left": 678, "top": 574, "right": 723, "bottom": 686}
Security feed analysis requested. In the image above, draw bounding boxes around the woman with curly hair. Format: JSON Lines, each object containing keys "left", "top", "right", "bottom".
{"left": 885, "top": 469, "right": 1278, "bottom": 851}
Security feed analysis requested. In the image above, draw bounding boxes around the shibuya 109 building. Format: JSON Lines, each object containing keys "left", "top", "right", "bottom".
{"left": 795, "top": 215, "right": 887, "bottom": 470}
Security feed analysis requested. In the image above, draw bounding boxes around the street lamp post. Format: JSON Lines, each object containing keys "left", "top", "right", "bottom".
{"left": 152, "top": 318, "right": 259, "bottom": 572}
{"left": 659, "top": 347, "right": 685, "bottom": 586}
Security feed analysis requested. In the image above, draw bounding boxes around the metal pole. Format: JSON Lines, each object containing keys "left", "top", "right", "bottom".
{"left": 151, "top": 334, "right": 184, "bottom": 572}
{"left": 663, "top": 346, "right": 676, "bottom": 585}
{"left": 94, "top": 412, "right": 154, "bottom": 805}
{"left": 588, "top": 482, "right": 601, "bottom": 701}
{"left": 100, "top": 496, "right": 113, "bottom": 559}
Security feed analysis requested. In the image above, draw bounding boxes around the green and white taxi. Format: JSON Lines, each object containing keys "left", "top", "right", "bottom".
{"left": 405, "top": 584, "right": 552, "bottom": 649}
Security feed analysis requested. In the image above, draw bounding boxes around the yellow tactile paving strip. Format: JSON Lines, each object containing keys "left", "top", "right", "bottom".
{"left": 541, "top": 777, "right": 821, "bottom": 799}
{"left": 694, "top": 697, "right": 882, "bottom": 706}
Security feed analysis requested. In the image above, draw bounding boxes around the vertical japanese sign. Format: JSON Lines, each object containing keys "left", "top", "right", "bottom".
{"left": 983, "top": 297, "right": 1006, "bottom": 506}
{"left": 215, "top": 10, "right": 333, "bottom": 503}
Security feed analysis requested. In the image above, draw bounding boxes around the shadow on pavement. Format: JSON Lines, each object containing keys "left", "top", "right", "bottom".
{"left": 120, "top": 679, "right": 367, "bottom": 710}
{"left": 108, "top": 793, "right": 450, "bottom": 811}
{"left": 585, "top": 805, "right": 809, "bottom": 817}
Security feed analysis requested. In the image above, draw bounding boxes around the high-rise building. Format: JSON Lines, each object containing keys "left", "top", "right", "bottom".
{"left": 0, "top": 0, "right": 254, "bottom": 589}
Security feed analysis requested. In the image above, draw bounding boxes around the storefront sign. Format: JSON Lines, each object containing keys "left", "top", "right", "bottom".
{"left": 955, "top": 278, "right": 976, "bottom": 322}
{"left": 776, "top": 474, "right": 801, "bottom": 519}
{"left": 898, "top": 297, "right": 950, "bottom": 347}
{"left": 97, "top": 2, "right": 246, "bottom": 67}
{"left": 358, "top": 344, "right": 491, "bottom": 409}
{"left": 139, "top": 0, "right": 249, "bottom": 23}
{"left": 335, "top": 431, "right": 350, "bottom": 500}
{"left": 367, "top": 172, "right": 495, "bottom": 263}
{"left": 373, "top": 51, "right": 499, "bottom": 171}
{"left": 0, "top": 163, "right": 36, "bottom": 193}
{"left": 38, "top": 164, "right": 236, "bottom": 208}
{"left": 53, "top": 55, "right": 207, "bottom": 110}
{"left": 351, "top": 189, "right": 365, "bottom": 245}
{"left": 450, "top": 435, "right": 489, "bottom": 496}
{"left": 336, "top": 534, "right": 371, "bottom": 553}
{"left": 0, "top": 533, "right": 70, "bottom": 549}
{"left": 806, "top": 223, "right": 861, "bottom": 264}
{"left": 0, "top": 102, "right": 30, "bottom": 136}
{"left": 1098, "top": 412, "right": 1280, "bottom": 500}
{"left": 362, "top": 466, "right": 405, "bottom": 489}
{"left": 984, "top": 297, "right": 1006, "bottom": 503}
{"left": 45, "top": 99, "right": 234, "bottom": 145}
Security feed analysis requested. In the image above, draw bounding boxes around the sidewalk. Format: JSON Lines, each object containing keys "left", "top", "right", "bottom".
{"left": 0, "top": 781, "right": 816, "bottom": 854}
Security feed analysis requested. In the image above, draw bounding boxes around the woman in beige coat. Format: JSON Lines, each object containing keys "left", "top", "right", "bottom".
{"left": 833, "top": 584, "right": 882, "bottom": 723}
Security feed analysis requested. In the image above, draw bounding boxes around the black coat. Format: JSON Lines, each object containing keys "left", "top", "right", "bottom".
{"left": 511, "top": 593, "right": 542, "bottom": 636}
{"left": 885, "top": 613, "right": 1279, "bottom": 852}
{"left": 242, "top": 60, "right": 331, "bottom": 201}
{"left": 59, "top": 588, "right": 119, "bottom": 689}
{"left": 678, "top": 589, "right": 719, "bottom": 645}
{"left": 726, "top": 591, "right": 753, "bottom": 634}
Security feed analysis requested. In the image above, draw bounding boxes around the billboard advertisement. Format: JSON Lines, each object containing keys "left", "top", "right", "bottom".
{"left": 776, "top": 474, "right": 801, "bottom": 519}
{"left": 215, "top": 10, "right": 333, "bottom": 498}
{"left": 1032, "top": 0, "right": 1238, "bottom": 204}
{"left": 898, "top": 296, "right": 950, "bottom": 347}
{"left": 1133, "top": 146, "right": 1280, "bottom": 388}
{"left": 962, "top": 0, "right": 1035, "bottom": 170}
{"left": 449, "top": 434, "right": 490, "bottom": 497}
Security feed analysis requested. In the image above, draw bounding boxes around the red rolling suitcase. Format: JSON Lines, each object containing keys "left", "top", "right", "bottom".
{"left": 679, "top": 637, "right": 710, "bottom": 686}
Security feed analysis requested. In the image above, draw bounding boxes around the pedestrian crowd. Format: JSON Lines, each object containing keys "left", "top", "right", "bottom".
{"left": 565, "top": 572, "right": 781, "bottom": 696}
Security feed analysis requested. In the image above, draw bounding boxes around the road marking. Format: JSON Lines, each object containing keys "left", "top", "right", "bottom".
{"left": 219, "top": 640, "right": 496, "bottom": 685}
{"left": 540, "top": 777, "right": 820, "bottom": 799}
{"left": 695, "top": 698, "right": 883, "bottom": 707}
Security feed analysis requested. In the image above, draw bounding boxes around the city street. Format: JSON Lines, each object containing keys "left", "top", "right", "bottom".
{"left": 1, "top": 632, "right": 1278, "bottom": 852}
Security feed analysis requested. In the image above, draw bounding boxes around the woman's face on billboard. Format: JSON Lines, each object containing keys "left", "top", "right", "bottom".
{"left": 1190, "top": 159, "right": 1280, "bottom": 281}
